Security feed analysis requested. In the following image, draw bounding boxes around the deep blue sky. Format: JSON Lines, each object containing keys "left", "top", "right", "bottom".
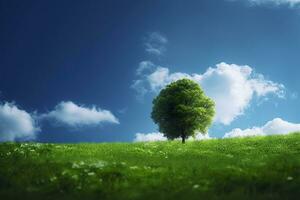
{"left": 0, "top": 0, "right": 299, "bottom": 142}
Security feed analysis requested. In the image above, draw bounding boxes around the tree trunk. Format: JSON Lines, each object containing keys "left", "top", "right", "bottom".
{"left": 181, "top": 129, "right": 186, "bottom": 144}
{"left": 182, "top": 136, "right": 185, "bottom": 144}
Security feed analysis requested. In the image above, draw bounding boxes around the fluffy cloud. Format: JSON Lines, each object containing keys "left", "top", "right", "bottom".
{"left": 250, "top": 0, "right": 300, "bottom": 6}
{"left": 232, "top": 0, "right": 300, "bottom": 7}
{"left": 188, "top": 133, "right": 212, "bottom": 141}
{"left": 0, "top": 102, "right": 39, "bottom": 141}
{"left": 43, "top": 101, "right": 119, "bottom": 127}
{"left": 132, "top": 62, "right": 284, "bottom": 125}
{"left": 200, "top": 63, "right": 284, "bottom": 124}
{"left": 144, "top": 32, "right": 168, "bottom": 56}
{"left": 135, "top": 61, "right": 155, "bottom": 76}
{"left": 134, "top": 132, "right": 211, "bottom": 142}
{"left": 134, "top": 132, "right": 167, "bottom": 142}
{"left": 224, "top": 118, "right": 300, "bottom": 138}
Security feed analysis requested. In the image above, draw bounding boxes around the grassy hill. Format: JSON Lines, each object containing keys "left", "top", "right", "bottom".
{"left": 0, "top": 133, "right": 299, "bottom": 200}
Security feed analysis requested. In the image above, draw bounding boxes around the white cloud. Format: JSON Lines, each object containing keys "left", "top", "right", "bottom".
{"left": 231, "top": 0, "right": 300, "bottom": 7}
{"left": 131, "top": 79, "right": 148, "bottom": 101}
{"left": 132, "top": 62, "right": 284, "bottom": 125}
{"left": 134, "top": 132, "right": 167, "bottom": 142}
{"left": 144, "top": 32, "right": 168, "bottom": 56}
{"left": 199, "top": 63, "right": 284, "bottom": 124}
{"left": 134, "top": 132, "right": 212, "bottom": 142}
{"left": 136, "top": 61, "right": 155, "bottom": 76}
{"left": 188, "top": 133, "right": 213, "bottom": 141}
{"left": 224, "top": 118, "right": 300, "bottom": 138}
{"left": 0, "top": 102, "right": 39, "bottom": 142}
{"left": 43, "top": 101, "right": 119, "bottom": 127}
{"left": 251, "top": 0, "right": 300, "bottom": 6}
{"left": 135, "top": 118, "right": 300, "bottom": 141}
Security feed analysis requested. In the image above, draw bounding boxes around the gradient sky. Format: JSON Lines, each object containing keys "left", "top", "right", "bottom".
{"left": 0, "top": 0, "right": 300, "bottom": 142}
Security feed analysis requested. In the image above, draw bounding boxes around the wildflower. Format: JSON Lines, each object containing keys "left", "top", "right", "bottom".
{"left": 79, "top": 161, "right": 85, "bottom": 165}
{"left": 130, "top": 166, "right": 139, "bottom": 170}
{"left": 121, "top": 162, "right": 126, "bottom": 166}
{"left": 50, "top": 176, "right": 57, "bottom": 182}
{"left": 144, "top": 166, "right": 151, "bottom": 170}
{"left": 88, "top": 172, "right": 95, "bottom": 176}
{"left": 193, "top": 184, "right": 199, "bottom": 189}
{"left": 91, "top": 161, "right": 106, "bottom": 168}
{"left": 61, "top": 170, "right": 68, "bottom": 175}
{"left": 72, "top": 163, "right": 80, "bottom": 169}
{"left": 287, "top": 176, "right": 293, "bottom": 181}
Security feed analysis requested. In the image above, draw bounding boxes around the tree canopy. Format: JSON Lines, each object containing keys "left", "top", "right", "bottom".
{"left": 151, "top": 79, "right": 215, "bottom": 143}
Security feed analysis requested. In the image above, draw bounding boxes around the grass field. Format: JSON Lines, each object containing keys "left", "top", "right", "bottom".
{"left": 0, "top": 133, "right": 299, "bottom": 200}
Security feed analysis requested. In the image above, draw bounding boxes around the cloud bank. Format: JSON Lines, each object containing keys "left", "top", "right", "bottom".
{"left": 231, "top": 0, "right": 300, "bottom": 7}
{"left": 132, "top": 62, "right": 284, "bottom": 125}
{"left": 134, "top": 132, "right": 168, "bottom": 142}
{"left": 0, "top": 102, "right": 39, "bottom": 142}
{"left": 43, "top": 101, "right": 119, "bottom": 127}
{"left": 134, "top": 132, "right": 212, "bottom": 142}
{"left": 144, "top": 32, "right": 168, "bottom": 56}
{"left": 135, "top": 118, "right": 299, "bottom": 141}
{"left": 224, "top": 118, "right": 300, "bottom": 138}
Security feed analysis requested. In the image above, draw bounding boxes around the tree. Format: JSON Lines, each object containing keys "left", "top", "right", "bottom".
{"left": 151, "top": 79, "right": 215, "bottom": 143}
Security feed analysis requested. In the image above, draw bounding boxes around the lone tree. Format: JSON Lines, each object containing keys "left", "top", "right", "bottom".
{"left": 151, "top": 79, "right": 215, "bottom": 143}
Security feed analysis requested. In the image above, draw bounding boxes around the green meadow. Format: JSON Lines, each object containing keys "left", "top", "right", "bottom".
{"left": 0, "top": 133, "right": 299, "bottom": 200}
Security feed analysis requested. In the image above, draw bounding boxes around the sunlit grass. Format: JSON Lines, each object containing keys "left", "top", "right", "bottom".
{"left": 0, "top": 133, "right": 299, "bottom": 200}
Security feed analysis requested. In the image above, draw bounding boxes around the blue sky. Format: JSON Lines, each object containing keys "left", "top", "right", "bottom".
{"left": 0, "top": 0, "right": 300, "bottom": 142}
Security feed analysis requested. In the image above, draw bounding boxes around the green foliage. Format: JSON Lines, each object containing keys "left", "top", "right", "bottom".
{"left": 0, "top": 133, "right": 299, "bottom": 200}
{"left": 151, "top": 79, "right": 215, "bottom": 142}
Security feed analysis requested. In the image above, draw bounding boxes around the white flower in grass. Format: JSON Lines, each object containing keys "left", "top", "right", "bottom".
{"left": 50, "top": 176, "right": 57, "bottom": 182}
{"left": 144, "top": 166, "right": 151, "bottom": 170}
{"left": 121, "top": 162, "right": 126, "bottom": 166}
{"left": 193, "top": 184, "right": 199, "bottom": 189}
{"left": 90, "top": 161, "right": 107, "bottom": 169}
{"left": 88, "top": 172, "right": 95, "bottom": 176}
{"left": 79, "top": 161, "right": 85, "bottom": 165}
{"left": 130, "top": 166, "right": 139, "bottom": 170}
{"left": 72, "top": 163, "right": 80, "bottom": 169}
{"left": 61, "top": 170, "right": 68, "bottom": 175}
